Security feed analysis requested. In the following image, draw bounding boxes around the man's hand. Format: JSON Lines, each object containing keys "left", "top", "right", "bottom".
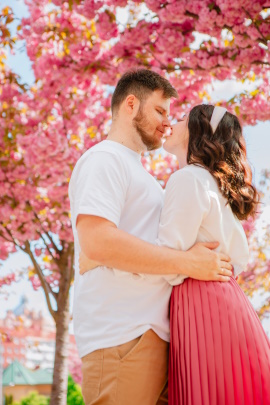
{"left": 79, "top": 251, "right": 99, "bottom": 275}
{"left": 186, "top": 242, "right": 233, "bottom": 282}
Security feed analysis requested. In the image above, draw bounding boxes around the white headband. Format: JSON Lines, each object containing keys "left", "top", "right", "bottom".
{"left": 210, "top": 106, "right": 227, "bottom": 133}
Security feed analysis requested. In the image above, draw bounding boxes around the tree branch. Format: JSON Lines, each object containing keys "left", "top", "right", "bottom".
{"left": 252, "top": 60, "right": 270, "bottom": 66}
{"left": 243, "top": 7, "right": 269, "bottom": 46}
{"left": 36, "top": 230, "right": 60, "bottom": 266}
{"left": 184, "top": 10, "right": 199, "bottom": 20}
{"left": 0, "top": 225, "right": 26, "bottom": 252}
{"left": 0, "top": 227, "right": 17, "bottom": 246}
{"left": 26, "top": 201, "right": 61, "bottom": 254}
{"left": 65, "top": 243, "right": 74, "bottom": 303}
{"left": 55, "top": 242, "right": 74, "bottom": 309}
{"left": 24, "top": 241, "right": 57, "bottom": 320}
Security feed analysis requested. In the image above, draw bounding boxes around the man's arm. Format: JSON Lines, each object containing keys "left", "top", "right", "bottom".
{"left": 77, "top": 215, "right": 232, "bottom": 281}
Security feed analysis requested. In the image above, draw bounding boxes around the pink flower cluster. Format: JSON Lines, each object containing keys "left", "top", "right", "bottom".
{"left": 0, "top": 0, "right": 269, "bottom": 300}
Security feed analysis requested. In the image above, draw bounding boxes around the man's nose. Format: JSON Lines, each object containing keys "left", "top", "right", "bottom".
{"left": 163, "top": 117, "right": 171, "bottom": 127}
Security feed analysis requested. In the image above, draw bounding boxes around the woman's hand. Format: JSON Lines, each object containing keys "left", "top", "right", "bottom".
{"left": 79, "top": 251, "right": 100, "bottom": 275}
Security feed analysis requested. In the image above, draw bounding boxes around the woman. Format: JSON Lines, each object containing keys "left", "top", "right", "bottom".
{"left": 161, "top": 104, "right": 270, "bottom": 405}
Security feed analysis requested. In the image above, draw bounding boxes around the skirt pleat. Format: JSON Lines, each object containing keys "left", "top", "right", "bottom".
{"left": 169, "top": 277, "right": 270, "bottom": 405}
{"left": 193, "top": 281, "right": 210, "bottom": 404}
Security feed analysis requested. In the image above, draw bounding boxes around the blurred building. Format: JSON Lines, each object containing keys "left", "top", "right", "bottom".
{"left": 3, "top": 360, "right": 52, "bottom": 401}
{"left": 0, "top": 296, "right": 80, "bottom": 374}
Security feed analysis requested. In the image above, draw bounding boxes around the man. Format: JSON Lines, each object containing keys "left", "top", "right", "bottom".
{"left": 69, "top": 69, "right": 232, "bottom": 405}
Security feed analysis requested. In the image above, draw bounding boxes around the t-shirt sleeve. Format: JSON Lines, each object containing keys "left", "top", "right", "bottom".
{"left": 157, "top": 170, "right": 211, "bottom": 251}
{"left": 73, "top": 152, "right": 128, "bottom": 227}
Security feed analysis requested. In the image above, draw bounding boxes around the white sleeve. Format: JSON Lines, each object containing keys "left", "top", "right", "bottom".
{"left": 229, "top": 223, "right": 249, "bottom": 277}
{"left": 73, "top": 152, "right": 128, "bottom": 227}
{"left": 157, "top": 169, "right": 211, "bottom": 285}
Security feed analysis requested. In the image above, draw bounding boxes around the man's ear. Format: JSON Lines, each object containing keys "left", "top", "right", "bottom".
{"left": 124, "top": 94, "right": 139, "bottom": 115}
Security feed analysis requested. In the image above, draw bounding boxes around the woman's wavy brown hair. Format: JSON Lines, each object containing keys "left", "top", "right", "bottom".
{"left": 187, "top": 104, "right": 259, "bottom": 220}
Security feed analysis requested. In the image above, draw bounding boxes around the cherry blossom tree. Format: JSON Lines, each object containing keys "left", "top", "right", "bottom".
{"left": 26, "top": 0, "right": 270, "bottom": 122}
{"left": 1, "top": 1, "right": 270, "bottom": 403}
{"left": 0, "top": 6, "right": 107, "bottom": 404}
{"left": 238, "top": 171, "right": 270, "bottom": 320}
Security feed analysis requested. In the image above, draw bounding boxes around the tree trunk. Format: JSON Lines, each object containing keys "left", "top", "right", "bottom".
{"left": 24, "top": 241, "right": 74, "bottom": 404}
{"left": 50, "top": 293, "right": 70, "bottom": 405}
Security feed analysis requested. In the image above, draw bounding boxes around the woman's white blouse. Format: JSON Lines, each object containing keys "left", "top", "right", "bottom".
{"left": 156, "top": 164, "right": 249, "bottom": 286}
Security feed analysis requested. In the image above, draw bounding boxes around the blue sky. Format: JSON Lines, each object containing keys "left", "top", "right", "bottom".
{"left": 1, "top": 0, "right": 270, "bottom": 334}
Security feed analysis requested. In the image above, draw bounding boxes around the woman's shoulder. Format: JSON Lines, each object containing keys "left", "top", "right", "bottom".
{"left": 183, "top": 164, "right": 211, "bottom": 177}
{"left": 165, "top": 165, "right": 211, "bottom": 210}
{"left": 169, "top": 164, "right": 213, "bottom": 188}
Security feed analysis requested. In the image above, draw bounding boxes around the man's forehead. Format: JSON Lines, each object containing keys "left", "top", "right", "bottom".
{"left": 147, "top": 90, "right": 171, "bottom": 109}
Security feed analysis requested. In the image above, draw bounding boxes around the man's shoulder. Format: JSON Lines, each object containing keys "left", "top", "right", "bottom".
{"left": 70, "top": 141, "right": 130, "bottom": 191}
{"left": 83, "top": 140, "right": 120, "bottom": 158}
{"left": 88, "top": 140, "right": 117, "bottom": 154}
{"left": 75, "top": 141, "right": 124, "bottom": 169}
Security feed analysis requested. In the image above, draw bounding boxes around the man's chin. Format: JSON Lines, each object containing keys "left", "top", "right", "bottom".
{"left": 138, "top": 130, "right": 162, "bottom": 151}
{"left": 146, "top": 139, "right": 162, "bottom": 151}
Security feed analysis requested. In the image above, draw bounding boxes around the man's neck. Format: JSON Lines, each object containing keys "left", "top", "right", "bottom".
{"left": 107, "top": 123, "right": 144, "bottom": 155}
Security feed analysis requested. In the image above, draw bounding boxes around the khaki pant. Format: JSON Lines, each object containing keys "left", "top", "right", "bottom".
{"left": 81, "top": 329, "right": 168, "bottom": 404}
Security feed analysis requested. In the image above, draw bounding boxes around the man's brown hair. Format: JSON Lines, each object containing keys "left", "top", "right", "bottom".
{"left": 111, "top": 69, "right": 178, "bottom": 116}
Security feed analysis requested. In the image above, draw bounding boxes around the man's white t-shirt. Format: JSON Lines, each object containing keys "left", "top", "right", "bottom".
{"left": 69, "top": 140, "right": 172, "bottom": 358}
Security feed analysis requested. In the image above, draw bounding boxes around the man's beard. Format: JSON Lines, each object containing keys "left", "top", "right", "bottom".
{"left": 132, "top": 107, "right": 162, "bottom": 151}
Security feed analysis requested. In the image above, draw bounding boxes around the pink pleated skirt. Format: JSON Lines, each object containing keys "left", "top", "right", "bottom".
{"left": 169, "top": 277, "right": 270, "bottom": 405}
